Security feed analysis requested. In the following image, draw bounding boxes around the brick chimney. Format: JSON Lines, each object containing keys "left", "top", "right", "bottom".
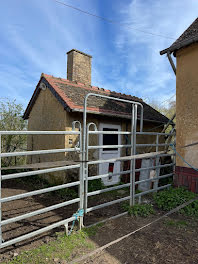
{"left": 67, "top": 49, "right": 92, "bottom": 85}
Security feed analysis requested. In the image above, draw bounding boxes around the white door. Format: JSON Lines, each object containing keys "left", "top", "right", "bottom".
{"left": 99, "top": 123, "right": 121, "bottom": 186}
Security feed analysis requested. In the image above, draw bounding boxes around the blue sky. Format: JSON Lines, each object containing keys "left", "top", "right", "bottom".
{"left": 0, "top": 0, "right": 197, "bottom": 109}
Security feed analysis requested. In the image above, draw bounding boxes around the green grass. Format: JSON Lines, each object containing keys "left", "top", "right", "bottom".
{"left": 3, "top": 224, "right": 103, "bottom": 264}
{"left": 164, "top": 219, "right": 188, "bottom": 228}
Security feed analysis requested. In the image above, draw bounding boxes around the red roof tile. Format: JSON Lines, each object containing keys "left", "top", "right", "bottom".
{"left": 23, "top": 73, "right": 169, "bottom": 124}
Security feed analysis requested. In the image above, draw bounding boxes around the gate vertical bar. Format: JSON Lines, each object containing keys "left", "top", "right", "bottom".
{"left": 132, "top": 105, "right": 137, "bottom": 205}
{"left": 154, "top": 134, "right": 160, "bottom": 191}
{"left": 0, "top": 134, "right": 2, "bottom": 246}
{"left": 84, "top": 123, "right": 97, "bottom": 213}
{"left": 79, "top": 124, "right": 84, "bottom": 228}
{"left": 72, "top": 121, "right": 84, "bottom": 229}
{"left": 84, "top": 126, "right": 89, "bottom": 214}
{"left": 130, "top": 105, "right": 134, "bottom": 206}
{"left": 130, "top": 104, "right": 137, "bottom": 206}
{"left": 82, "top": 96, "right": 88, "bottom": 227}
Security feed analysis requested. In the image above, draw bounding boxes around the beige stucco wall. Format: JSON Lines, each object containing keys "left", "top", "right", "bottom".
{"left": 176, "top": 42, "right": 198, "bottom": 167}
{"left": 27, "top": 88, "right": 68, "bottom": 184}
{"left": 27, "top": 87, "right": 166, "bottom": 184}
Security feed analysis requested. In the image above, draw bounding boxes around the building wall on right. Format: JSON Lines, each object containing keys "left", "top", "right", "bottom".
{"left": 176, "top": 42, "right": 198, "bottom": 167}
{"left": 175, "top": 42, "right": 198, "bottom": 192}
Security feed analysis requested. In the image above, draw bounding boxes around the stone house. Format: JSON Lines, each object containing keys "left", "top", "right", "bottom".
{"left": 160, "top": 18, "right": 198, "bottom": 192}
{"left": 23, "top": 49, "right": 169, "bottom": 185}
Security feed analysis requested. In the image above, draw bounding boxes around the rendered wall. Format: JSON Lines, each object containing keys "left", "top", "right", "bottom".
{"left": 27, "top": 87, "right": 167, "bottom": 184}
{"left": 27, "top": 88, "right": 67, "bottom": 184}
{"left": 176, "top": 42, "right": 198, "bottom": 168}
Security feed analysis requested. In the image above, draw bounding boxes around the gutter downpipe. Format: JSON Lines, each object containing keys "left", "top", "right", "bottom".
{"left": 167, "top": 51, "right": 176, "bottom": 75}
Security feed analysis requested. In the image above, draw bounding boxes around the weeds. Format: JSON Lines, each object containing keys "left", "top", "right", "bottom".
{"left": 164, "top": 219, "right": 188, "bottom": 228}
{"left": 88, "top": 179, "right": 105, "bottom": 192}
{"left": 3, "top": 224, "right": 104, "bottom": 264}
{"left": 121, "top": 202, "right": 155, "bottom": 217}
{"left": 154, "top": 187, "right": 198, "bottom": 217}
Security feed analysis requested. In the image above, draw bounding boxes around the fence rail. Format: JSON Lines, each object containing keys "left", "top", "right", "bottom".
{"left": 85, "top": 126, "right": 175, "bottom": 217}
{"left": 0, "top": 126, "right": 82, "bottom": 249}
{"left": 0, "top": 93, "right": 176, "bottom": 248}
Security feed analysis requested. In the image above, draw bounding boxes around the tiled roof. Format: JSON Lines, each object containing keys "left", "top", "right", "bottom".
{"left": 23, "top": 74, "right": 170, "bottom": 124}
{"left": 160, "top": 17, "right": 198, "bottom": 55}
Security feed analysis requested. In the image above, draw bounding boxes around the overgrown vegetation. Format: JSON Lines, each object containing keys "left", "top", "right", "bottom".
{"left": 164, "top": 219, "right": 188, "bottom": 228}
{"left": 122, "top": 202, "right": 155, "bottom": 217}
{"left": 0, "top": 99, "right": 27, "bottom": 167}
{"left": 154, "top": 187, "right": 198, "bottom": 217}
{"left": 88, "top": 179, "right": 105, "bottom": 192}
{"left": 3, "top": 224, "right": 104, "bottom": 264}
{"left": 3, "top": 228, "right": 98, "bottom": 264}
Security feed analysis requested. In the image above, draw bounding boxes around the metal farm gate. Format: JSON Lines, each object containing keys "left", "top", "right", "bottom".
{"left": 0, "top": 93, "right": 175, "bottom": 249}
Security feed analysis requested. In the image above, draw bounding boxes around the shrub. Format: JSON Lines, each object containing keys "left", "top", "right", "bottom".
{"left": 88, "top": 179, "right": 105, "bottom": 192}
{"left": 0, "top": 99, "right": 27, "bottom": 167}
{"left": 122, "top": 202, "right": 155, "bottom": 217}
{"left": 154, "top": 187, "right": 198, "bottom": 217}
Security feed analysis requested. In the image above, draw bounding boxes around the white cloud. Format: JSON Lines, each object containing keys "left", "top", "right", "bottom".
{"left": 115, "top": 0, "right": 198, "bottom": 103}
{"left": 0, "top": 0, "right": 197, "bottom": 109}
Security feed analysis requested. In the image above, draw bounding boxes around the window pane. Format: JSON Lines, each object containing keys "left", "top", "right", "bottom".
{"left": 103, "top": 128, "right": 118, "bottom": 151}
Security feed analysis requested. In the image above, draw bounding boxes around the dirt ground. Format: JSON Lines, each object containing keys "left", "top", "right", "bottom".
{"left": 1, "top": 178, "right": 198, "bottom": 263}
{"left": 0, "top": 177, "right": 126, "bottom": 262}
{"left": 79, "top": 214, "right": 198, "bottom": 264}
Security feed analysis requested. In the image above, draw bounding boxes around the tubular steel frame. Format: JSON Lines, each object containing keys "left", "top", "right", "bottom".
{"left": 83, "top": 93, "right": 175, "bottom": 225}
{"left": 0, "top": 93, "right": 175, "bottom": 248}
{"left": 0, "top": 123, "right": 83, "bottom": 249}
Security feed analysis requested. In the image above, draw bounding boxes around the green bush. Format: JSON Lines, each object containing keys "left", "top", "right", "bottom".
{"left": 154, "top": 187, "right": 198, "bottom": 217}
{"left": 122, "top": 202, "right": 155, "bottom": 217}
{"left": 88, "top": 179, "right": 105, "bottom": 192}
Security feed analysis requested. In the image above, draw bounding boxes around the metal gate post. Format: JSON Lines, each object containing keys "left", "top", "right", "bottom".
{"left": 84, "top": 123, "right": 97, "bottom": 213}
{"left": 130, "top": 105, "right": 137, "bottom": 206}
{"left": 130, "top": 105, "right": 134, "bottom": 206}
{"left": 154, "top": 134, "right": 160, "bottom": 191}
{"left": 72, "top": 121, "right": 84, "bottom": 229}
{"left": 83, "top": 93, "right": 143, "bottom": 209}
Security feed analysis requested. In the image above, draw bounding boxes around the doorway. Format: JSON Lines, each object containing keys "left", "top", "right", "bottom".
{"left": 99, "top": 123, "right": 121, "bottom": 186}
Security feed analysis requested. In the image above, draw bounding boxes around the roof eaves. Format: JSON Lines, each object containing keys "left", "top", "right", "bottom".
{"left": 23, "top": 75, "right": 72, "bottom": 119}
{"left": 160, "top": 35, "right": 198, "bottom": 55}
{"left": 23, "top": 77, "right": 43, "bottom": 119}
{"left": 71, "top": 108, "right": 170, "bottom": 125}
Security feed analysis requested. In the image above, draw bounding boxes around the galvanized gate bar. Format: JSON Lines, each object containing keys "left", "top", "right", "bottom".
{"left": 135, "top": 173, "right": 174, "bottom": 185}
{"left": 1, "top": 148, "right": 80, "bottom": 157}
{"left": 83, "top": 93, "right": 144, "bottom": 214}
{"left": 0, "top": 125, "right": 83, "bottom": 249}
{"left": 135, "top": 184, "right": 172, "bottom": 197}
{"left": 131, "top": 104, "right": 137, "bottom": 205}
{"left": 135, "top": 162, "right": 175, "bottom": 172}
{"left": 88, "top": 144, "right": 133, "bottom": 149}
{"left": 86, "top": 196, "right": 131, "bottom": 213}
{"left": 89, "top": 131, "right": 132, "bottom": 135}
{"left": 84, "top": 120, "right": 175, "bottom": 225}
{"left": 2, "top": 164, "right": 81, "bottom": 180}
{"left": 88, "top": 169, "right": 133, "bottom": 181}
{"left": 0, "top": 93, "right": 176, "bottom": 248}
{"left": 0, "top": 131, "right": 80, "bottom": 135}
{"left": 87, "top": 152, "right": 165, "bottom": 165}
{"left": 0, "top": 215, "right": 77, "bottom": 249}
{"left": 1, "top": 181, "right": 80, "bottom": 203}
{"left": 87, "top": 183, "right": 131, "bottom": 197}
{"left": 2, "top": 197, "right": 80, "bottom": 226}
